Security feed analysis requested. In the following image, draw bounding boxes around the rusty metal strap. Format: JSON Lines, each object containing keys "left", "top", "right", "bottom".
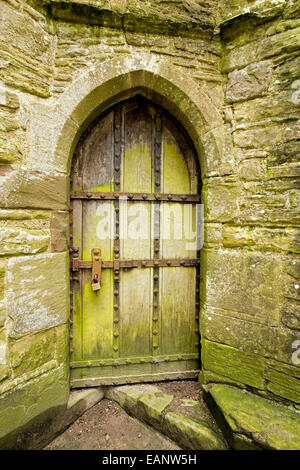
{"left": 72, "top": 258, "right": 200, "bottom": 271}
{"left": 70, "top": 352, "right": 199, "bottom": 368}
{"left": 71, "top": 191, "right": 200, "bottom": 203}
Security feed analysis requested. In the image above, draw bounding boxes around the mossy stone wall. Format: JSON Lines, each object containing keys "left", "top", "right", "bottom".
{"left": 0, "top": 0, "right": 299, "bottom": 448}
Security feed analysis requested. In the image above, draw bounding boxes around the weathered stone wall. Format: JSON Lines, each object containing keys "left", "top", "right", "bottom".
{"left": 0, "top": 0, "right": 70, "bottom": 448}
{"left": 200, "top": 0, "right": 300, "bottom": 407}
{"left": 0, "top": 0, "right": 299, "bottom": 448}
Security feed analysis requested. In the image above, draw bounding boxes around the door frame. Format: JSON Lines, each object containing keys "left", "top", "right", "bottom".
{"left": 29, "top": 54, "right": 224, "bottom": 390}
{"left": 69, "top": 95, "right": 202, "bottom": 387}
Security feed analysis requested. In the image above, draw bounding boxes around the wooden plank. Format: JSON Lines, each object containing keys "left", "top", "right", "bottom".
{"left": 160, "top": 202, "right": 197, "bottom": 259}
{"left": 162, "top": 124, "right": 190, "bottom": 195}
{"left": 71, "top": 199, "right": 82, "bottom": 361}
{"left": 160, "top": 267, "right": 197, "bottom": 355}
{"left": 118, "top": 103, "right": 154, "bottom": 361}
{"left": 119, "top": 269, "right": 153, "bottom": 358}
{"left": 81, "top": 200, "right": 114, "bottom": 360}
{"left": 81, "top": 269, "right": 114, "bottom": 359}
{"left": 122, "top": 106, "right": 153, "bottom": 193}
{"left": 162, "top": 115, "right": 198, "bottom": 194}
{"left": 82, "top": 200, "right": 114, "bottom": 261}
{"left": 120, "top": 201, "right": 153, "bottom": 260}
{"left": 81, "top": 111, "right": 114, "bottom": 192}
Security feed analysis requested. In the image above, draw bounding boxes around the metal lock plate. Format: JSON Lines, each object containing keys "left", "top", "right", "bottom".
{"left": 91, "top": 248, "right": 102, "bottom": 292}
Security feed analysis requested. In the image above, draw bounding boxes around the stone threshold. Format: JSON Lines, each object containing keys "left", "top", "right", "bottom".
{"left": 6, "top": 382, "right": 300, "bottom": 450}
{"left": 104, "top": 383, "right": 228, "bottom": 450}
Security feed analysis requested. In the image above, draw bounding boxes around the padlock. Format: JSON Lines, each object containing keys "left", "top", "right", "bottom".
{"left": 92, "top": 273, "right": 101, "bottom": 291}
{"left": 92, "top": 281, "right": 101, "bottom": 291}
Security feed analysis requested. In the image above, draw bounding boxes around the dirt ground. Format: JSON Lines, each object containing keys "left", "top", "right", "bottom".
{"left": 155, "top": 379, "right": 202, "bottom": 400}
{"left": 44, "top": 398, "right": 181, "bottom": 450}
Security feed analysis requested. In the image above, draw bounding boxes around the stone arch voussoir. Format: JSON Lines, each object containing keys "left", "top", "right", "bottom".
{"left": 50, "top": 53, "right": 223, "bottom": 178}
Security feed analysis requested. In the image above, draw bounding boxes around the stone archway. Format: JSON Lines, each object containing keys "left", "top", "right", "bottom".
{"left": 29, "top": 53, "right": 224, "bottom": 181}
{"left": 24, "top": 53, "right": 226, "bottom": 382}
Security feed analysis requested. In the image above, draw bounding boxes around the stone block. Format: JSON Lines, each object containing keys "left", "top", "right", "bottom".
{"left": 0, "top": 85, "right": 19, "bottom": 109}
{"left": 137, "top": 390, "right": 173, "bottom": 428}
{"left": 267, "top": 326, "right": 300, "bottom": 365}
{"left": 238, "top": 158, "right": 266, "bottom": 181}
{"left": 162, "top": 411, "right": 227, "bottom": 450}
{"left": 0, "top": 167, "right": 68, "bottom": 210}
{"left": 199, "top": 368, "right": 247, "bottom": 389}
{"left": 55, "top": 323, "right": 69, "bottom": 365}
{"left": 0, "top": 134, "right": 22, "bottom": 164}
{"left": 125, "top": 32, "right": 169, "bottom": 48}
{"left": 201, "top": 308, "right": 271, "bottom": 357}
{"left": 219, "top": 0, "right": 286, "bottom": 24}
{"left": 0, "top": 327, "right": 7, "bottom": 376}
{"left": 234, "top": 125, "right": 283, "bottom": 150}
{"left": 269, "top": 140, "right": 300, "bottom": 167}
{"left": 207, "top": 384, "right": 300, "bottom": 450}
{"left": 281, "top": 301, "right": 300, "bottom": 331}
{"left": 0, "top": 364, "right": 9, "bottom": 383}
{"left": 203, "top": 223, "right": 223, "bottom": 249}
{"left": 0, "top": 2, "right": 51, "bottom": 61}
{"left": 275, "top": 55, "right": 300, "bottom": 89}
{"left": 265, "top": 359, "right": 300, "bottom": 404}
{"left": 29, "top": 103, "right": 79, "bottom": 174}
{"left": 268, "top": 164, "right": 300, "bottom": 180}
{"left": 258, "top": 26, "right": 300, "bottom": 60}
{"left": 0, "top": 301, "right": 6, "bottom": 329}
{"left": 222, "top": 226, "right": 249, "bottom": 248}
{"left": 0, "top": 109, "right": 19, "bottom": 132}
{"left": 226, "top": 61, "right": 272, "bottom": 103}
{"left": 174, "top": 37, "right": 221, "bottom": 56}
{"left": 201, "top": 248, "right": 283, "bottom": 325}
{"left": 0, "top": 227, "right": 49, "bottom": 256}
{"left": 234, "top": 91, "right": 299, "bottom": 123}
{"left": 0, "top": 365, "right": 69, "bottom": 449}
{"left": 105, "top": 384, "right": 160, "bottom": 413}
{"left": 6, "top": 252, "right": 69, "bottom": 336}
{"left": 201, "top": 124, "right": 234, "bottom": 177}
{"left": 222, "top": 42, "right": 257, "bottom": 73}
{"left": 9, "top": 329, "right": 56, "bottom": 378}
{"left": 0, "top": 263, "right": 4, "bottom": 301}
{"left": 201, "top": 338, "right": 265, "bottom": 389}
{"left": 223, "top": 25, "right": 300, "bottom": 73}
{"left": 203, "top": 178, "right": 240, "bottom": 223}
{"left": 0, "top": 5, "right": 53, "bottom": 97}
{"left": 223, "top": 226, "right": 300, "bottom": 253}
{"left": 50, "top": 211, "right": 69, "bottom": 253}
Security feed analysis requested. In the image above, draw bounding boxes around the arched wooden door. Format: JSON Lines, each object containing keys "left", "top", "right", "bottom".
{"left": 70, "top": 96, "right": 201, "bottom": 387}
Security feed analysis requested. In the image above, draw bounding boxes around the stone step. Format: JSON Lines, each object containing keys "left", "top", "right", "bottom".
{"left": 105, "top": 383, "right": 228, "bottom": 450}
{"left": 204, "top": 384, "right": 300, "bottom": 450}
